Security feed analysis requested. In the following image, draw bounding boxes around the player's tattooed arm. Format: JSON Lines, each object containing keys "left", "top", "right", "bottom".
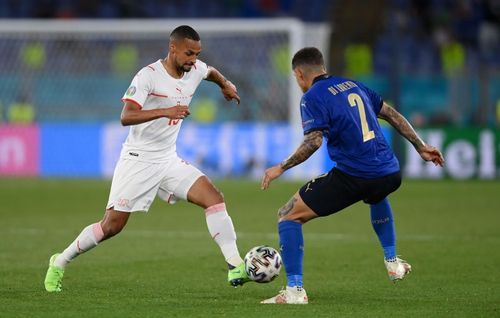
{"left": 378, "top": 102, "right": 425, "bottom": 150}
{"left": 261, "top": 130, "right": 323, "bottom": 190}
{"left": 206, "top": 66, "right": 241, "bottom": 104}
{"left": 378, "top": 102, "right": 445, "bottom": 166}
{"left": 280, "top": 130, "right": 323, "bottom": 171}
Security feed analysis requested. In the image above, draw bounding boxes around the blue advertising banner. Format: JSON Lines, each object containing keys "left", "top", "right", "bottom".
{"left": 100, "top": 122, "right": 336, "bottom": 180}
{"left": 40, "top": 123, "right": 102, "bottom": 177}
{"left": 2, "top": 123, "right": 394, "bottom": 180}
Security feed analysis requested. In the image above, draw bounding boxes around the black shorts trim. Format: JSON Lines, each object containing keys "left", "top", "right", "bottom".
{"left": 299, "top": 168, "right": 401, "bottom": 217}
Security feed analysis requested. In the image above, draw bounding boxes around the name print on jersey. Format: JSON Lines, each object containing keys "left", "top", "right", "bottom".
{"left": 327, "top": 80, "right": 358, "bottom": 96}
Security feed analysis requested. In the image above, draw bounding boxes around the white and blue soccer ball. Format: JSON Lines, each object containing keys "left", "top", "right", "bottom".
{"left": 244, "top": 245, "right": 282, "bottom": 283}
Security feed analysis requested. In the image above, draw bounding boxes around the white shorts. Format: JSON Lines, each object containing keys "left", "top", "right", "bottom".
{"left": 106, "top": 156, "right": 204, "bottom": 212}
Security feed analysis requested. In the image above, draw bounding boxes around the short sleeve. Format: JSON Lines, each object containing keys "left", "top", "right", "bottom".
{"left": 355, "top": 81, "right": 383, "bottom": 114}
{"left": 300, "top": 94, "right": 329, "bottom": 135}
{"left": 195, "top": 59, "right": 209, "bottom": 79}
{"left": 121, "top": 68, "right": 154, "bottom": 107}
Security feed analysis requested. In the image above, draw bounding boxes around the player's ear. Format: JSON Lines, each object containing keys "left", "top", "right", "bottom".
{"left": 168, "top": 38, "right": 177, "bottom": 52}
{"left": 296, "top": 67, "right": 305, "bottom": 81}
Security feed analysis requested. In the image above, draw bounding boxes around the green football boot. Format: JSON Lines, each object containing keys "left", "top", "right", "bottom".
{"left": 228, "top": 262, "right": 250, "bottom": 287}
{"left": 44, "top": 253, "right": 64, "bottom": 292}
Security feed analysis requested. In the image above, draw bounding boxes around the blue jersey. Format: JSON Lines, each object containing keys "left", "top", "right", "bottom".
{"left": 300, "top": 75, "right": 399, "bottom": 178}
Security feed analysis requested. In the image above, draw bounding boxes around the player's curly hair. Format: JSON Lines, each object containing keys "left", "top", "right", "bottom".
{"left": 170, "top": 25, "right": 200, "bottom": 41}
{"left": 292, "top": 47, "right": 324, "bottom": 69}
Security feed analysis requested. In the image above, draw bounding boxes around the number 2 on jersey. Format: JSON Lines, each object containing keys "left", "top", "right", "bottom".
{"left": 348, "top": 93, "right": 375, "bottom": 142}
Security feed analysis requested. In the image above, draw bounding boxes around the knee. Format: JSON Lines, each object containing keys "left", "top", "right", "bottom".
{"left": 188, "top": 176, "right": 226, "bottom": 208}
{"left": 277, "top": 205, "right": 287, "bottom": 220}
{"left": 277, "top": 206, "right": 298, "bottom": 223}
{"left": 276, "top": 202, "right": 315, "bottom": 225}
{"left": 277, "top": 200, "right": 296, "bottom": 221}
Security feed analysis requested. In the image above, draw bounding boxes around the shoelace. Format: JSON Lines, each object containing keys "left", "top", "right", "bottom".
{"left": 277, "top": 288, "right": 288, "bottom": 297}
{"left": 386, "top": 255, "right": 407, "bottom": 264}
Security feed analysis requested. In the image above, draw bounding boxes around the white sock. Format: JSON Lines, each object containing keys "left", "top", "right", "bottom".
{"left": 54, "top": 222, "right": 105, "bottom": 268}
{"left": 205, "top": 203, "right": 243, "bottom": 267}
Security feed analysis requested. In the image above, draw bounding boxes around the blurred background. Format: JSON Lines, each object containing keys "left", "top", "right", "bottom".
{"left": 0, "top": 0, "right": 499, "bottom": 180}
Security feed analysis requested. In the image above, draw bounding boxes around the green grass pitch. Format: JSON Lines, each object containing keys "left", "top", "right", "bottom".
{"left": 1, "top": 178, "right": 499, "bottom": 317}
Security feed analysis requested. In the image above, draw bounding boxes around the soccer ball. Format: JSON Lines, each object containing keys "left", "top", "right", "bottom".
{"left": 244, "top": 245, "right": 282, "bottom": 283}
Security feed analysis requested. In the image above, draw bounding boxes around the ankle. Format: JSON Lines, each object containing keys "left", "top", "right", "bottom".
{"left": 53, "top": 254, "right": 69, "bottom": 268}
{"left": 226, "top": 256, "right": 243, "bottom": 268}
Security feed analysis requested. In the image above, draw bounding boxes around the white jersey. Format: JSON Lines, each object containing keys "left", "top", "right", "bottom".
{"left": 120, "top": 59, "right": 209, "bottom": 162}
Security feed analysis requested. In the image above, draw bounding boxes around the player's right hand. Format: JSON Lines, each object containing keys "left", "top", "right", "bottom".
{"left": 164, "top": 105, "right": 190, "bottom": 119}
{"left": 261, "top": 165, "right": 285, "bottom": 190}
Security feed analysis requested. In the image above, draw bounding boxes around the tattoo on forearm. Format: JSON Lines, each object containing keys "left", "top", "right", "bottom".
{"left": 382, "top": 105, "right": 425, "bottom": 150}
{"left": 280, "top": 131, "right": 323, "bottom": 170}
{"left": 278, "top": 197, "right": 297, "bottom": 218}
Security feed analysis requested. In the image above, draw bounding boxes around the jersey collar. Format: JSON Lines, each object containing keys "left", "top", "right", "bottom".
{"left": 312, "top": 74, "right": 330, "bottom": 85}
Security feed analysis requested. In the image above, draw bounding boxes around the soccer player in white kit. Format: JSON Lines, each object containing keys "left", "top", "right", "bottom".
{"left": 44, "top": 25, "right": 250, "bottom": 292}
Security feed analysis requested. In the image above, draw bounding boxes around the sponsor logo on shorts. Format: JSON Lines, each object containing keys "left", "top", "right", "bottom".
{"left": 304, "top": 182, "right": 313, "bottom": 192}
{"left": 117, "top": 198, "right": 130, "bottom": 209}
{"left": 304, "top": 178, "right": 316, "bottom": 192}
{"left": 129, "top": 152, "right": 139, "bottom": 157}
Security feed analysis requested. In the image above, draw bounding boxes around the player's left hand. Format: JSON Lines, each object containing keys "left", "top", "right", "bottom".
{"left": 418, "top": 144, "right": 445, "bottom": 167}
{"left": 261, "top": 165, "right": 284, "bottom": 190}
{"left": 221, "top": 80, "right": 241, "bottom": 104}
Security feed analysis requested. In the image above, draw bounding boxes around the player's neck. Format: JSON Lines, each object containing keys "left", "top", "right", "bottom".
{"left": 305, "top": 71, "right": 327, "bottom": 90}
{"left": 161, "top": 57, "right": 184, "bottom": 79}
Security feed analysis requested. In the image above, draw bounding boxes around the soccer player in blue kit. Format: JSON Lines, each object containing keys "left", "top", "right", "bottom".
{"left": 260, "top": 47, "right": 445, "bottom": 304}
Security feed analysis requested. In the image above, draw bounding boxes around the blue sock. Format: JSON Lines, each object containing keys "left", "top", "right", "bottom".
{"left": 370, "top": 198, "right": 396, "bottom": 260}
{"left": 278, "top": 220, "right": 304, "bottom": 287}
